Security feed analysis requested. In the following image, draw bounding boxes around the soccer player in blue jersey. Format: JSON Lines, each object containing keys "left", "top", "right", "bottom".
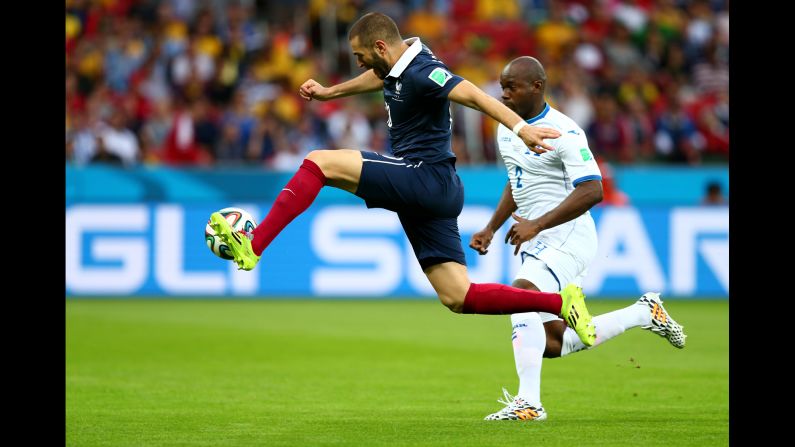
{"left": 209, "top": 12, "right": 595, "bottom": 346}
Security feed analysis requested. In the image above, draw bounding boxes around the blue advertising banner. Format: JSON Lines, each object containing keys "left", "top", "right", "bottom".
{"left": 66, "top": 202, "right": 728, "bottom": 298}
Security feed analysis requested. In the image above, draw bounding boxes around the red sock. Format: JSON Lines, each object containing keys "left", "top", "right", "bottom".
{"left": 251, "top": 159, "right": 326, "bottom": 255}
{"left": 462, "top": 283, "right": 563, "bottom": 315}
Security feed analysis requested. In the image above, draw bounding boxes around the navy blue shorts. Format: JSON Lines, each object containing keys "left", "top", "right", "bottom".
{"left": 355, "top": 151, "right": 466, "bottom": 269}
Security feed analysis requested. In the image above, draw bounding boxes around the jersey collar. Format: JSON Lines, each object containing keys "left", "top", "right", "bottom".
{"left": 526, "top": 103, "right": 550, "bottom": 124}
{"left": 387, "top": 37, "right": 422, "bottom": 79}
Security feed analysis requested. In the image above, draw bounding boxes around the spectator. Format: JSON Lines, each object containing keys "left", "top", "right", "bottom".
{"left": 692, "top": 39, "right": 729, "bottom": 95}
{"left": 215, "top": 121, "right": 248, "bottom": 163}
{"left": 192, "top": 98, "right": 220, "bottom": 159}
{"left": 597, "top": 160, "right": 630, "bottom": 206}
{"left": 572, "top": 29, "right": 606, "bottom": 76}
{"left": 684, "top": 0, "right": 714, "bottom": 60}
{"left": 557, "top": 70, "right": 595, "bottom": 129}
{"left": 692, "top": 90, "right": 729, "bottom": 159}
{"left": 67, "top": 112, "right": 98, "bottom": 166}
{"left": 535, "top": 0, "right": 578, "bottom": 64}
{"left": 622, "top": 96, "right": 656, "bottom": 162}
{"left": 653, "top": 88, "right": 704, "bottom": 164}
{"left": 701, "top": 180, "right": 726, "bottom": 205}
{"left": 97, "top": 108, "right": 140, "bottom": 167}
{"left": 139, "top": 99, "right": 173, "bottom": 163}
{"left": 170, "top": 38, "right": 216, "bottom": 100}
{"left": 617, "top": 66, "right": 659, "bottom": 107}
{"left": 651, "top": 0, "right": 687, "bottom": 42}
{"left": 611, "top": 0, "right": 649, "bottom": 36}
{"left": 327, "top": 100, "right": 373, "bottom": 150}
{"left": 270, "top": 140, "right": 305, "bottom": 172}
{"left": 287, "top": 115, "right": 328, "bottom": 158}
{"left": 588, "top": 93, "right": 633, "bottom": 164}
{"left": 603, "top": 20, "right": 644, "bottom": 76}
{"left": 65, "top": 0, "right": 728, "bottom": 169}
{"left": 404, "top": 0, "right": 446, "bottom": 41}
{"left": 90, "top": 136, "right": 125, "bottom": 166}
{"left": 161, "top": 98, "right": 211, "bottom": 165}
{"left": 218, "top": 90, "right": 257, "bottom": 160}
{"left": 246, "top": 109, "right": 285, "bottom": 164}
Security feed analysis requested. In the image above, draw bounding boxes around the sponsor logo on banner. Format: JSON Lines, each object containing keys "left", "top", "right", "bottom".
{"left": 66, "top": 204, "right": 728, "bottom": 297}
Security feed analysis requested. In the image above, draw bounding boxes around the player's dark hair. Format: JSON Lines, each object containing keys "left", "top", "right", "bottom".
{"left": 348, "top": 12, "right": 402, "bottom": 47}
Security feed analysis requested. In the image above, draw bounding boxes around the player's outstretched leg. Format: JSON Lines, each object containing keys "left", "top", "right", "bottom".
{"left": 426, "top": 264, "right": 596, "bottom": 346}
{"left": 248, "top": 158, "right": 328, "bottom": 258}
{"left": 210, "top": 212, "right": 261, "bottom": 270}
{"left": 637, "top": 292, "right": 687, "bottom": 348}
{"left": 484, "top": 387, "right": 547, "bottom": 421}
{"left": 559, "top": 284, "right": 596, "bottom": 347}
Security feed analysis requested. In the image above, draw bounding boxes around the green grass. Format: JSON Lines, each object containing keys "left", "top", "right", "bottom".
{"left": 66, "top": 299, "right": 728, "bottom": 446}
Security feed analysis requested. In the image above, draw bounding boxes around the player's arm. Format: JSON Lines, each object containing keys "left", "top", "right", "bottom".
{"left": 505, "top": 180, "right": 603, "bottom": 255}
{"left": 448, "top": 80, "right": 561, "bottom": 153}
{"left": 469, "top": 181, "right": 517, "bottom": 255}
{"left": 299, "top": 69, "right": 383, "bottom": 101}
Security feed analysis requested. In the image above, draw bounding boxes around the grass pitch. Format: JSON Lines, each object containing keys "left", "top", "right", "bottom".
{"left": 67, "top": 299, "right": 728, "bottom": 446}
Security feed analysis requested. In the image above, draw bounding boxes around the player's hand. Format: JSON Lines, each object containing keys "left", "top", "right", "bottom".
{"left": 469, "top": 228, "right": 495, "bottom": 255}
{"left": 299, "top": 79, "right": 333, "bottom": 101}
{"left": 505, "top": 213, "right": 543, "bottom": 255}
{"left": 518, "top": 125, "right": 561, "bottom": 154}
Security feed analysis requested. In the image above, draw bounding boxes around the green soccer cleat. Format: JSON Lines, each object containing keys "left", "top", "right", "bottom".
{"left": 209, "top": 212, "right": 261, "bottom": 271}
{"left": 560, "top": 284, "right": 596, "bottom": 347}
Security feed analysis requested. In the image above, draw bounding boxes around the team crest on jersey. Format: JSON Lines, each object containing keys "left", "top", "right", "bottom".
{"left": 395, "top": 80, "right": 402, "bottom": 92}
{"left": 428, "top": 67, "right": 452, "bottom": 87}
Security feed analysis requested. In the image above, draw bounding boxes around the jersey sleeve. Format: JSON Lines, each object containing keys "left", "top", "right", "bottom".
{"left": 556, "top": 131, "right": 602, "bottom": 187}
{"left": 414, "top": 64, "right": 464, "bottom": 99}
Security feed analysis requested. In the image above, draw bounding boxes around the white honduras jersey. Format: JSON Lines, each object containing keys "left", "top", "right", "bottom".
{"left": 497, "top": 103, "right": 602, "bottom": 279}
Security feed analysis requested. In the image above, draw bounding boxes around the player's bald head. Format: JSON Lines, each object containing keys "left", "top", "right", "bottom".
{"left": 499, "top": 56, "right": 547, "bottom": 119}
{"left": 503, "top": 56, "right": 546, "bottom": 86}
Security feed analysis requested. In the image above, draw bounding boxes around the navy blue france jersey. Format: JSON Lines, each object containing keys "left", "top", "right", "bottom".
{"left": 381, "top": 38, "right": 463, "bottom": 163}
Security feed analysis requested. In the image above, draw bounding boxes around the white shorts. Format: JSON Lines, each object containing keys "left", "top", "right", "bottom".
{"left": 513, "top": 253, "right": 588, "bottom": 324}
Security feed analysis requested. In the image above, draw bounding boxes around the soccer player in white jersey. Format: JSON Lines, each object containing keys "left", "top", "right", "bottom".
{"left": 469, "top": 57, "right": 687, "bottom": 421}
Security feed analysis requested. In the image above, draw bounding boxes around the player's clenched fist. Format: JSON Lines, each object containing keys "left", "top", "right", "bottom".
{"left": 299, "top": 79, "right": 332, "bottom": 101}
{"left": 469, "top": 228, "right": 495, "bottom": 255}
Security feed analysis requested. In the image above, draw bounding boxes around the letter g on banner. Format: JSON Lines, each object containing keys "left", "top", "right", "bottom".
{"left": 66, "top": 205, "right": 148, "bottom": 294}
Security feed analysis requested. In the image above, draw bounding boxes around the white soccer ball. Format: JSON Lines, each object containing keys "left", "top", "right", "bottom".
{"left": 205, "top": 207, "right": 258, "bottom": 260}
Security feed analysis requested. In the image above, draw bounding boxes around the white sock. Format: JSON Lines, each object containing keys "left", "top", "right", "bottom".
{"left": 510, "top": 312, "right": 545, "bottom": 406}
{"left": 561, "top": 301, "right": 651, "bottom": 356}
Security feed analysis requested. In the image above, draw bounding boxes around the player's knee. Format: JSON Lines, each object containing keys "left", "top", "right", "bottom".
{"left": 305, "top": 150, "right": 329, "bottom": 169}
{"left": 438, "top": 293, "right": 464, "bottom": 313}
{"left": 543, "top": 321, "right": 566, "bottom": 358}
{"left": 512, "top": 278, "right": 539, "bottom": 291}
{"left": 306, "top": 149, "right": 358, "bottom": 183}
{"left": 543, "top": 340, "right": 562, "bottom": 358}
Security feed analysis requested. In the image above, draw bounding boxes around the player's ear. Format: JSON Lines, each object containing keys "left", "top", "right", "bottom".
{"left": 374, "top": 40, "right": 387, "bottom": 55}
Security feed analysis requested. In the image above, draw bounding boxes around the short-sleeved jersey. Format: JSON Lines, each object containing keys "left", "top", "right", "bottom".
{"left": 381, "top": 38, "right": 463, "bottom": 163}
{"left": 497, "top": 103, "right": 602, "bottom": 270}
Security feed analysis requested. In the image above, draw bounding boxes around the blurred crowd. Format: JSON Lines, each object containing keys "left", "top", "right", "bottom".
{"left": 65, "top": 0, "right": 729, "bottom": 170}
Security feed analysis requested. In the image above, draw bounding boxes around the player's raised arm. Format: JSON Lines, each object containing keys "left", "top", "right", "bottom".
{"left": 299, "top": 69, "right": 384, "bottom": 101}
{"left": 448, "top": 80, "right": 561, "bottom": 153}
